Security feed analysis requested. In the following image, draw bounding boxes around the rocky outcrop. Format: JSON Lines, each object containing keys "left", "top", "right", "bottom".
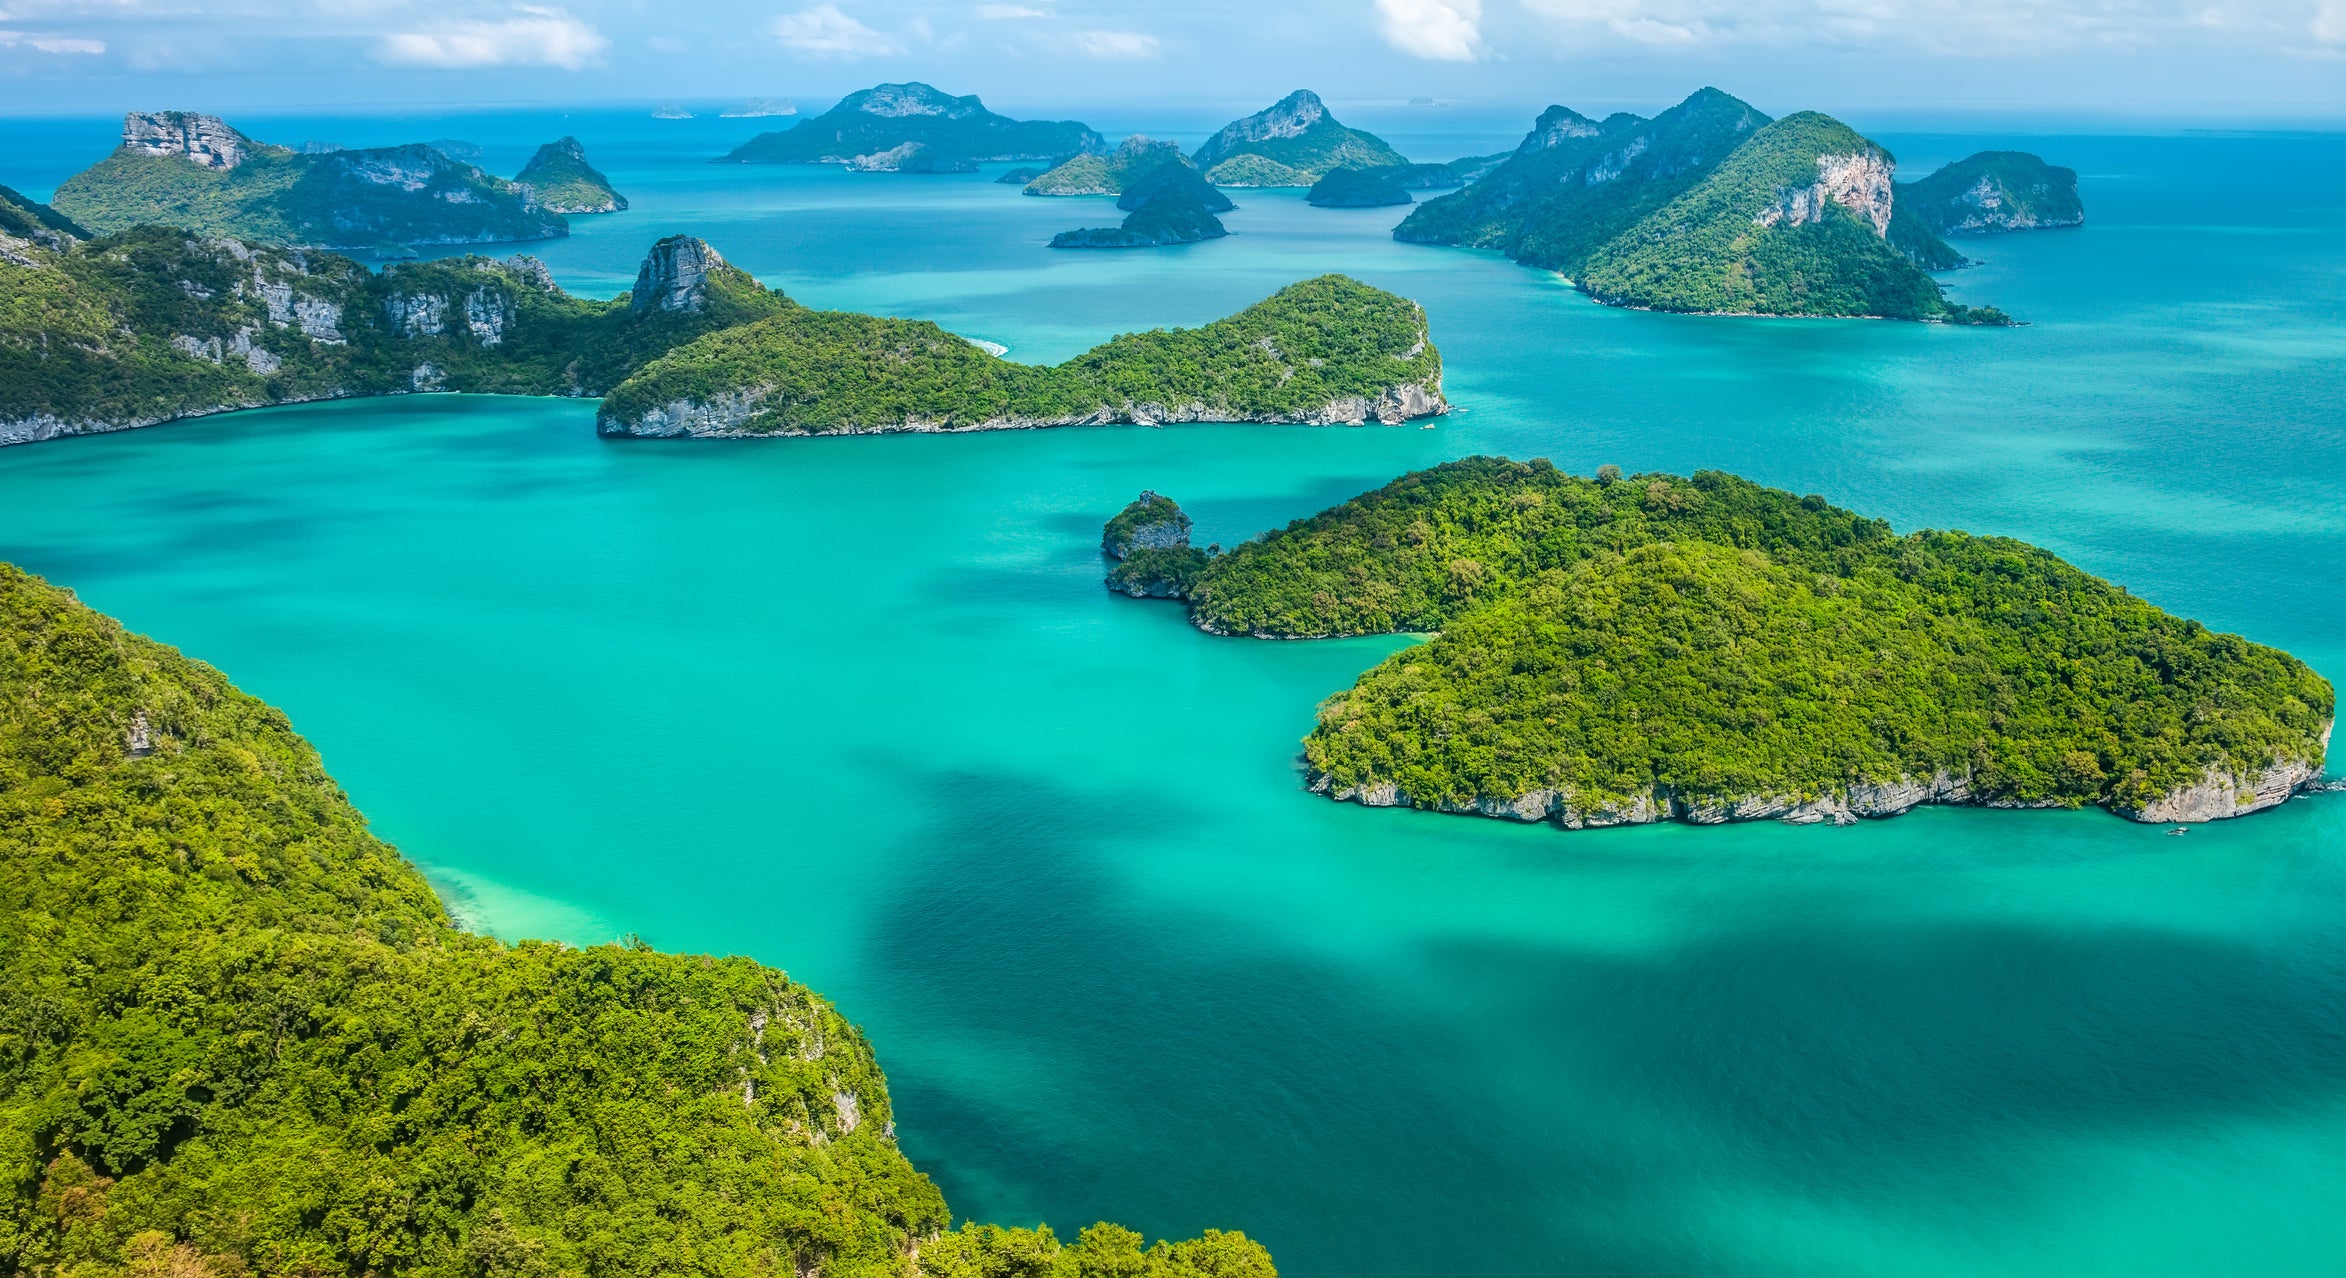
{"left": 845, "top": 142, "right": 976, "bottom": 174}
{"left": 1756, "top": 150, "right": 1895, "bottom": 237}
{"left": 1897, "top": 151, "right": 2084, "bottom": 237}
{"left": 122, "top": 111, "right": 253, "bottom": 170}
{"left": 1102, "top": 492, "right": 1192, "bottom": 557}
{"left": 1196, "top": 91, "right": 1329, "bottom": 164}
{"left": 2117, "top": 724, "right": 2333, "bottom": 823}
{"left": 604, "top": 383, "right": 1446, "bottom": 438}
{"left": 631, "top": 236, "right": 726, "bottom": 315}
{"left": 1515, "top": 105, "right": 1604, "bottom": 155}
{"left": 1310, "top": 724, "right": 2334, "bottom": 830}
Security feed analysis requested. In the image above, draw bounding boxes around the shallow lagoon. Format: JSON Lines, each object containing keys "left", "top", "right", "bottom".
{"left": 2, "top": 110, "right": 2343, "bottom": 1275}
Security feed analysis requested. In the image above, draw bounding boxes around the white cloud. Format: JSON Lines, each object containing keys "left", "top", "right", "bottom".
{"left": 2314, "top": 0, "right": 2346, "bottom": 42}
{"left": 977, "top": 3, "right": 1050, "bottom": 17}
{"left": 1514, "top": 0, "right": 2312, "bottom": 55}
{"left": 374, "top": 6, "right": 606, "bottom": 69}
{"left": 770, "top": 3, "right": 902, "bottom": 56}
{"left": 1374, "top": 0, "right": 1482, "bottom": 60}
{"left": 1077, "top": 28, "right": 1159, "bottom": 57}
{"left": 0, "top": 30, "right": 103, "bottom": 53}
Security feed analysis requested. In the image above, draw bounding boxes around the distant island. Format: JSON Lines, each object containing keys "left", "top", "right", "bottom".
{"left": 1024, "top": 135, "right": 1192, "bottom": 196}
{"left": 1900, "top": 150, "right": 2085, "bottom": 236}
{"left": 514, "top": 135, "right": 628, "bottom": 214}
{"left": 721, "top": 96, "right": 798, "bottom": 118}
{"left": 599, "top": 274, "right": 1445, "bottom": 435}
{"left": 1050, "top": 163, "right": 1234, "bottom": 249}
{"left": 1395, "top": 90, "right": 2020, "bottom": 322}
{"left": 0, "top": 559, "right": 1278, "bottom": 1277}
{"left": 48, "top": 112, "right": 632, "bottom": 253}
{"left": 1114, "top": 459, "right": 2334, "bottom": 827}
{"left": 1193, "top": 91, "right": 1406, "bottom": 186}
{"left": 714, "top": 82, "right": 1104, "bottom": 168}
{"left": 1306, "top": 167, "right": 1413, "bottom": 208}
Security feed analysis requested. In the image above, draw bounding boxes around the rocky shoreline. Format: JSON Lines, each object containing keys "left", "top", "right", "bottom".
{"left": 599, "top": 381, "right": 1447, "bottom": 438}
{"left": 1309, "top": 722, "right": 2334, "bottom": 828}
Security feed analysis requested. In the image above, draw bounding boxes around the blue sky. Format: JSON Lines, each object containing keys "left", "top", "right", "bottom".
{"left": 0, "top": 1, "right": 2342, "bottom": 120}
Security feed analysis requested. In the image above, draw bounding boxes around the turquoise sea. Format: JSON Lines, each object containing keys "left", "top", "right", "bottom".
{"left": 3, "top": 106, "right": 2344, "bottom": 1275}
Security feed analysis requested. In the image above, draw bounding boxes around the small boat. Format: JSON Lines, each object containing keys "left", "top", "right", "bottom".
{"left": 2166, "top": 826, "right": 2189, "bottom": 836}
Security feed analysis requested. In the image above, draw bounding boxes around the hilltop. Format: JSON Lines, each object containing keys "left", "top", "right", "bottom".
{"left": 1193, "top": 91, "right": 1407, "bottom": 186}
{"left": 1050, "top": 165, "right": 1232, "bottom": 248}
{"left": 514, "top": 135, "right": 628, "bottom": 214}
{"left": 715, "top": 82, "right": 1104, "bottom": 166}
{"left": 1024, "top": 135, "right": 1196, "bottom": 196}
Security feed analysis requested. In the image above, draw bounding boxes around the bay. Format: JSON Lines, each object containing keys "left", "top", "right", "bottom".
{"left": 2, "top": 107, "right": 2343, "bottom": 1276}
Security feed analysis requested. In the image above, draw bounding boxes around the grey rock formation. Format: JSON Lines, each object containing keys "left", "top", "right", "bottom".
{"left": 1516, "top": 105, "right": 1604, "bottom": 155}
{"left": 631, "top": 236, "right": 726, "bottom": 316}
{"left": 122, "top": 110, "right": 251, "bottom": 170}
{"left": 1195, "top": 90, "right": 1327, "bottom": 167}
{"left": 1757, "top": 150, "right": 1895, "bottom": 237}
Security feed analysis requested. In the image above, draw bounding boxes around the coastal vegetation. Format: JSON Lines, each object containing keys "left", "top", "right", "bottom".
{"left": 0, "top": 561, "right": 1275, "bottom": 1276}
{"left": 514, "top": 136, "right": 629, "bottom": 214}
{"left": 1395, "top": 90, "right": 2008, "bottom": 321}
{"left": 1192, "top": 91, "right": 1406, "bottom": 186}
{"left": 598, "top": 274, "right": 1446, "bottom": 435}
{"left": 1899, "top": 151, "right": 2085, "bottom": 235}
{"left": 52, "top": 112, "right": 566, "bottom": 253}
{"left": 1138, "top": 459, "right": 2333, "bottom": 824}
{"left": 715, "top": 83, "right": 1104, "bottom": 167}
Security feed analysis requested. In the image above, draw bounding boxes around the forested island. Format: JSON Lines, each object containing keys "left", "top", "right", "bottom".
{"left": 714, "top": 83, "right": 1103, "bottom": 168}
{"left": 0, "top": 185, "right": 1431, "bottom": 445}
{"left": 599, "top": 274, "right": 1445, "bottom": 435}
{"left": 1192, "top": 92, "right": 1405, "bottom": 186}
{"left": 1899, "top": 151, "right": 2085, "bottom": 236}
{"left": 1049, "top": 164, "right": 1234, "bottom": 249}
{"left": 1112, "top": 461, "right": 2333, "bottom": 826}
{"left": 48, "top": 112, "right": 623, "bottom": 253}
{"left": 1023, "top": 136, "right": 1194, "bottom": 196}
{"left": 0, "top": 561, "right": 1276, "bottom": 1276}
{"left": 1394, "top": 90, "right": 2029, "bottom": 321}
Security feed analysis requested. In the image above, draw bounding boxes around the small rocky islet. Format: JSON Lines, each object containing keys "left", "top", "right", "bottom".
{"left": 1105, "top": 463, "right": 2332, "bottom": 829}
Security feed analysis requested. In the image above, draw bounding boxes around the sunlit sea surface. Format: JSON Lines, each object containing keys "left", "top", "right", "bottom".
{"left": 3, "top": 106, "right": 2343, "bottom": 1276}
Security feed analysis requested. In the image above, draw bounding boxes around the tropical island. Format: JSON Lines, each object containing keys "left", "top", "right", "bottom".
{"left": 1049, "top": 164, "right": 1234, "bottom": 249}
{"left": 1899, "top": 150, "right": 2085, "bottom": 236}
{"left": 1394, "top": 90, "right": 2018, "bottom": 321}
{"left": 1023, "top": 136, "right": 1192, "bottom": 196}
{"left": 1111, "top": 460, "right": 2334, "bottom": 827}
{"left": 49, "top": 112, "right": 598, "bottom": 253}
{"left": 1306, "top": 167, "right": 1414, "bottom": 208}
{"left": 0, "top": 560, "right": 1277, "bottom": 1277}
{"left": 1103, "top": 491, "right": 1213, "bottom": 597}
{"left": 0, "top": 185, "right": 1439, "bottom": 445}
{"left": 513, "top": 135, "right": 629, "bottom": 214}
{"left": 714, "top": 82, "right": 1104, "bottom": 168}
{"left": 598, "top": 274, "right": 1445, "bottom": 435}
{"left": 1192, "top": 91, "right": 1406, "bottom": 186}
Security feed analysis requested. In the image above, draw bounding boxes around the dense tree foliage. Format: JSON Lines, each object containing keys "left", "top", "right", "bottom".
{"left": 1395, "top": 93, "right": 2001, "bottom": 321}
{"left": 1579, "top": 113, "right": 1998, "bottom": 320}
{"left": 1396, "top": 89, "right": 1768, "bottom": 275}
{"left": 0, "top": 228, "right": 786, "bottom": 434}
{"left": 599, "top": 275, "right": 1443, "bottom": 434}
{"left": 0, "top": 563, "right": 1275, "bottom": 1275}
{"left": 1175, "top": 459, "right": 2333, "bottom": 817}
{"left": 1303, "top": 169, "right": 1411, "bottom": 209}
{"left": 1023, "top": 139, "right": 1199, "bottom": 199}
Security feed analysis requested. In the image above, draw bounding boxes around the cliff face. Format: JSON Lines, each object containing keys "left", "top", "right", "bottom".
{"left": 632, "top": 235, "right": 727, "bottom": 314}
{"left": 1754, "top": 149, "right": 1895, "bottom": 236}
{"left": 1192, "top": 89, "right": 1407, "bottom": 185}
{"left": 122, "top": 110, "right": 257, "bottom": 170}
{"left": 513, "top": 136, "right": 628, "bottom": 215}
